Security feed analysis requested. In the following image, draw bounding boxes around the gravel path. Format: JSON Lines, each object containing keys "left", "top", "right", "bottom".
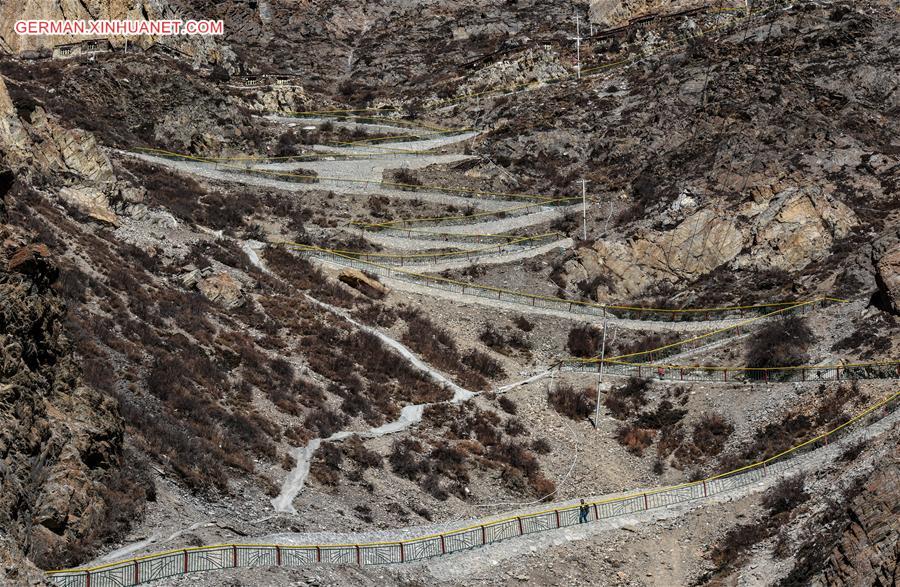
{"left": 355, "top": 238, "right": 572, "bottom": 272}
{"left": 263, "top": 115, "right": 436, "bottom": 137}
{"left": 120, "top": 151, "right": 514, "bottom": 211}
{"left": 244, "top": 153, "right": 473, "bottom": 182}
{"left": 310, "top": 254, "right": 742, "bottom": 333}
{"left": 416, "top": 204, "right": 579, "bottom": 234}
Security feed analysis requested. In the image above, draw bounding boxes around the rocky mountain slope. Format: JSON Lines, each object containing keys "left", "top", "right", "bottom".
{"left": 0, "top": 177, "right": 148, "bottom": 575}
{"left": 0, "top": 0, "right": 897, "bottom": 584}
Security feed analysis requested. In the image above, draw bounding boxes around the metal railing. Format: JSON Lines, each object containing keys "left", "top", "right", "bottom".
{"left": 46, "top": 390, "right": 900, "bottom": 586}
{"left": 562, "top": 358, "right": 900, "bottom": 383}
{"left": 292, "top": 246, "right": 844, "bottom": 322}
{"left": 279, "top": 234, "right": 564, "bottom": 267}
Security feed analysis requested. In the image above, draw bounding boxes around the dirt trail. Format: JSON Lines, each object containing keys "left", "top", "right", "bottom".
{"left": 310, "top": 254, "right": 744, "bottom": 332}
{"left": 122, "top": 151, "right": 514, "bottom": 211}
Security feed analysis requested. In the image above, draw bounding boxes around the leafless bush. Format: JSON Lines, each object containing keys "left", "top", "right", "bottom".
{"left": 479, "top": 324, "right": 531, "bottom": 354}
{"left": 389, "top": 438, "right": 426, "bottom": 480}
{"left": 633, "top": 400, "right": 686, "bottom": 429}
{"left": 498, "top": 396, "right": 517, "bottom": 415}
{"left": 513, "top": 315, "right": 534, "bottom": 332}
{"left": 746, "top": 315, "right": 815, "bottom": 369}
{"left": 763, "top": 475, "right": 809, "bottom": 515}
{"left": 304, "top": 408, "right": 347, "bottom": 438}
{"left": 616, "top": 425, "right": 656, "bottom": 455}
{"left": 603, "top": 377, "right": 650, "bottom": 419}
{"left": 691, "top": 413, "right": 734, "bottom": 455}
{"left": 392, "top": 167, "right": 422, "bottom": 189}
{"left": 345, "top": 437, "right": 383, "bottom": 470}
{"left": 548, "top": 384, "right": 595, "bottom": 420}
{"left": 463, "top": 348, "right": 505, "bottom": 379}
{"left": 567, "top": 324, "right": 602, "bottom": 357}
{"left": 505, "top": 418, "right": 526, "bottom": 436}
{"left": 531, "top": 438, "right": 552, "bottom": 454}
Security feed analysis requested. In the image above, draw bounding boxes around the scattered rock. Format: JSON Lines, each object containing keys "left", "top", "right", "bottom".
{"left": 339, "top": 268, "right": 389, "bottom": 299}
{"left": 875, "top": 243, "right": 900, "bottom": 315}
{"left": 196, "top": 272, "right": 246, "bottom": 308}
{"left": 58, "top": 185, "right": 119, "bottom": 226}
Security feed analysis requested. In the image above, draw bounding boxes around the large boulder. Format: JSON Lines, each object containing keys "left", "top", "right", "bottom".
{"left": 875, "top": 243, "right": 900, "bottom": 314}
{"left": 58, "top": 186, "right": 118, "bottom": 226}
{"left": 587, "top": 207, "right": 744, "bottom": 297}
{"left": 196, "top": 272, "right": 245, "bottom": 308}
{"left": 339, "top": 268, "right": 389, "bottom": 299}
{"left": 740, "top": 186, "right": 858, "bottom": 272}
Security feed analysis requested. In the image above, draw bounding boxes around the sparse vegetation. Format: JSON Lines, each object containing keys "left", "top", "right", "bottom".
{"left": 746, "top": 315, "right": 816, "bottom": 369}
{"left": 548, "top": 384, "right": 595, "bottom": 420}
{"left": 567, "top": 324, "right": 602, "bottom": 358}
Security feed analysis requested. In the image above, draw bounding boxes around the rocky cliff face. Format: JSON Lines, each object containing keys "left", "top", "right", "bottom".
{"left": 0, "top": 75, "right": 122, "bottom": 225}
{"left": 579, "top": 186, "right": 858, "bottom": 298}
{"left": 0, "top": 177, "right": 128, "bottom": 571}
{"left": 812, "top": 448, "right": 899, "bottom": 587}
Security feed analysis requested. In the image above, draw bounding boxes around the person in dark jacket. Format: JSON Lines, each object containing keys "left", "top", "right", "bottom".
{"left": 579, "top": 499, "right": 590, "bottom": 523}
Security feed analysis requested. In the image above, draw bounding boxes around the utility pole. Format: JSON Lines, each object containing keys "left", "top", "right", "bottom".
{"left": 580, "top": 178, "right": 589, "bottom": 241}
{"left": 593, "top": 306, "right": 608, "bottom": 429}
{"left": 572, "top": 16, "right": 582, "bottom": 79}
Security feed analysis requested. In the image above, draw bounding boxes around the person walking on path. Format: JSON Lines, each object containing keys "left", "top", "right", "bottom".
{"left": 579, "top": 499, "right": 590, "bottom": 523}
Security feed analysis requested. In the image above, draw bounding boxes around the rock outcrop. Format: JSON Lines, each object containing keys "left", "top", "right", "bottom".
{"left": 0, "top": 77, "right": 119, "bottom": 225}
{"left": 875, "top": 243, "right": 900, "bottom": 315}
{"left": 196, "top": 272, "right": 246, "bottom": 308}
{"left": 812, "top": 448, "right": 900, "bottom": 587}
{"left": 339, "top": 268, "right": 389, "bottom": 299}
{"left": 577, "top": 186, "right": 857, "bottom": 298}
{"left": 459, "top": 48, "right": 569, "bottom": 97}
{"left": 182, "top": 267, "right": 247, "bottom": 308}
{"left": 739, "top": 186, "right": 858, "bottom": 272}
{"left": 0, "top": 188, "right": 125, "bottom": 570}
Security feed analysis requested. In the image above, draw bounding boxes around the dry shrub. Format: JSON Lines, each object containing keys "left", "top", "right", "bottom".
{"left": 344, "top": 436, "right": 383, "bottom": 469}
{"left": 463, "top": 348, "right": 506, "bottom": 379}
{"left": 530, "top": 473, "right": 557, "bottom": 501}
{"left": 479, "top": 324, "right": 531, "bottom": 354}
{"left": 691, "top": 413, "right": 734, "bottom": 455}
{"left": 567, "top": 324, "right": 602, "bottom": 357}
{"left": 531, "top": 438, "right": 552, "bottom": 454}
{"left": 762, "top": 475, "right": 809, "bottom": 515}
{"left": 498, "top": 395, "right": 518, "bottom": 415}
{"left": 746, "top": 315, "right": 815, "bottom": 369}
{"left": 634, "top": 400, "right": 686, "bottom": 429}
{"left": 304, "top": 408, "right": 347, "bottom": 438}
{"left": 389, "top": 438, "right": 426, "bottom": 480}
{"left": 604, "top": 377, "right": 650, "bottom": 419}
{"left": 548, "top": 384, "right": 596, "bottom": 420}
{"left": 616, "top": 425, "right": 656, "bottom": 455}
{"left": 513, "top": 315, "right": 534, "bottom": 332}
{"left": 709, "top": 522, "right": 770, "bottom": 573}
{"left": 392, "top": 167, "right": 422, "bottom": 188}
